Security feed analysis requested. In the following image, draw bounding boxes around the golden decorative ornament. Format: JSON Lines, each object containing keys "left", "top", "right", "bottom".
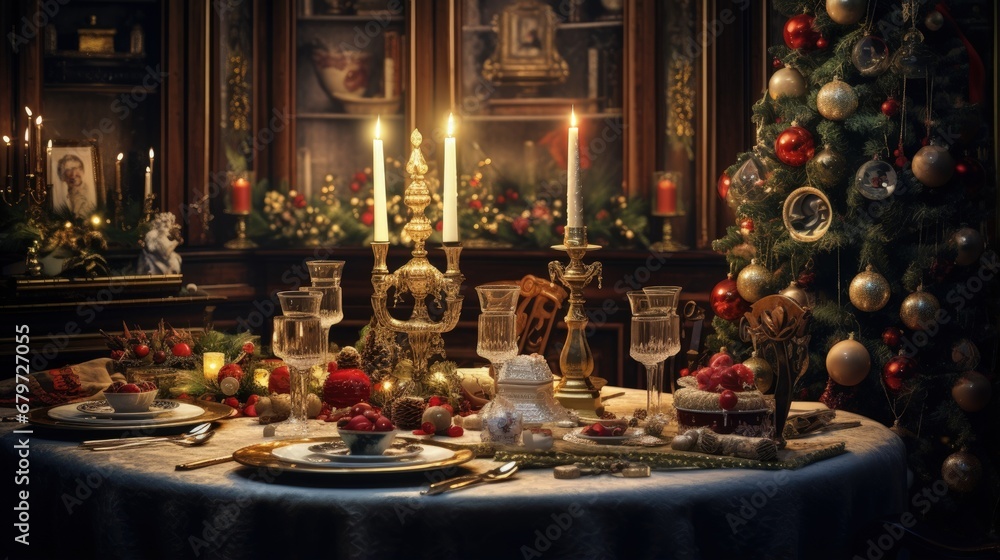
{"left": 950, "top": 226, "right": 985, "bottom": 266}
{"left": 816, "top": 78, "right": 858, "bottom": 121}
{"left": 768, "top": 67, "right": 807, "bottom": 99}
{"left": 911, "top": 145, "right": 955, "bottom": 188}
{"left": 807, "top": 145, "right": 847, "bottom": 188}
{"left": 849, "top": 265, "right": 891, "bottom": 312}
{"left": 743, "top": 352, "right": 775, "bottom": 393}
{"left": 899, "top": 288, "right": 940, "bottom": 331}
{"left": 779, "top": 280, "right": 810, "bottom": 308}
{"left": 736, "top": 259, "right": 771, "bottom": 303}
{"left": 826, "top": 0, "right": 866, "bottom": 24}
{"left": 825, "top": 333, "right": 870, "bottom": 386}
{"left": 951, "top": 371, "right": 991, "bottom": 412}
{"left": 941, "top": 450, "right": 982, "bottom": 493}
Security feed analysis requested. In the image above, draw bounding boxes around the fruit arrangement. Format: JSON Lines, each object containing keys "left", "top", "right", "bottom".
{"left": 582, "top": 423, "right": 626, "bottom": 437}
{"left": 336, "top": 402, "right": 395, "bottom": 432}
{"left": 681, "top": 350, "right": 758, "bottom": 411}
{"left": 101, "top": 321, "right": 197, "bottom": 368}
{"left": 105, "top": 381, "right": 157, "bottom": 394}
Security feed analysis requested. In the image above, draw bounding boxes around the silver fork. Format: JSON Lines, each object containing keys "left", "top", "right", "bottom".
{"left": 90, "top": 430, "right": 215, "bottom": 451}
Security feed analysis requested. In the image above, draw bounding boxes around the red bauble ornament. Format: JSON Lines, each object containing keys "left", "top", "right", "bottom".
{"left": 796, "top": 270, "right": 816, "bottom": 290}
{"left": 717, "top": 172, "right": 732, "bottom": 201}
{"left": 171, "top": 342, "right": 192, "bottom": 357}
{"left": 775, "top": 126, "right": 815, "bottom": 166}
{"left": 710, "top": 274, "right": 750, "bottom": 321}
{"left": 881, "top": 97, "right": 900, "bottom": 117}
{"left": 218, "top": 363, "right": 244, "bottom": 382}
{"left": 882, "top": 327, "right": 903, "bottom": 350}
{"left": 739, "top": 217, "right": 755, "bottom": 234}
{"left": 268, "top": 365, "right": 290, "bottom": 394}
{"left": 882, "top": 355, "right": 918, "bottom": 393}
{"left": 815, "top": 36, "right": 828, "bottom": 49}
{"left": 719, "top": 390, "right": 739, "bottom": 411}
{"left": 783, "top": 14, "right": 820, "bottom": 50}
{"left": 955, "top": 156, "right": 986, "bottom": 197}
{"left": 323, "top": 368, "right": 373, "bottom": 408}
{"left": 772, "top": 57, "right": 783, "bottom": 68}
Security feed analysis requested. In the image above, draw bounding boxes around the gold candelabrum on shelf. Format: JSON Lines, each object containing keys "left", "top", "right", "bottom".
{"left": 548, "top": 226, "right": 603, "bottom": 414}
{"left": 4, "top": 161, "right": 49, "bottom": 276}
{"left": 370, "top": 129, "right": 464, "bottom": 378}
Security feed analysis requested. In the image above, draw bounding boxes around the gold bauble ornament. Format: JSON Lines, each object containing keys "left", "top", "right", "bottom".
{"left": 743, "top": 352, "right": 775, "bottom": 393}
{"left": 952, "top": 371, "right": 991, "bottom": 412}
{"left": 826, "top": 0, "right": 866, "bottom": 24}
{"left": 941, "top": 450, "right": 982, "bottom": 493}
{"left": 899, "top": 288, "right": 940, "bottom": 331}
{"left": 736, "top": 259, "right": 771, "bottom": 303}
{"left": 826, "top": 333, "right": 870, "bottom": 386}
{"left": 768, "top": 67, "right": 807, "bottom": 99}
{"left": 911, "top": 145, "right": 955, "bottom": 188}
{"left": 779, "top": 280, "right": 810, "bottom": 308}
{"left": 951, "top": 226, "right": 985, "bottom": 266}
{"left": 807, "top": 145, "right": 847, "bottom": 188}
{"left": 816, "top": 78, "right": 858, "bottom": 121}
{"left": 849, "top": 265, "right": 891, "bottom": 312}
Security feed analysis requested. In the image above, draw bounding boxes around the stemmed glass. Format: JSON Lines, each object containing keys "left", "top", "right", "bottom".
{"left": 476, "top": 283, "right": 521, "bottom": 379}
{"left": 628, "top": 291, "right": 671, "bottom": 416}
{"left": 643, "top": 286, "right": 682, "bottom": 405}
{"left": 299, "top": 285, "right": 343, "bottom": 362}
{"left": 272, "top": 291, "right": 327, "bottom": 437}
{"left": 305, "top": 260, "right": 345, "bottom": 287}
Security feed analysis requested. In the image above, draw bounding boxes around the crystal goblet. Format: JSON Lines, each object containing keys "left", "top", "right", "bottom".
{"left": 272, "top": 315, "right": 327, "bottom": 438}
{"left": 628, "top": 291, "right": 671, "bottom": 415}
{"left": 476, "top": 284, "right": 520, "bottom": 379}
{"left": 299, "top": 285, "right": 344, "bottom": 362}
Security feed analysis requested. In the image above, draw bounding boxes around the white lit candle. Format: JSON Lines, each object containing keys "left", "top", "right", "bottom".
{"left": 34, "top": 116, "right": 42, "bottom": 174}
{"left": 3, "top": 136, "right": 11, "bottom": 181}
{"left": 144, "top": 166, "right": 151, "bottom": 197}
{"left": 23, "top": 128, "right": 30, "bottom": 173}
{"left": 148, "top": 148, "right": 154, "bottom": 196}
{"left": 203, "top": 352, "right": 225, "bottom": 382}
{"left": 115, "top": 153, "right": 123, "bottom": 202}
{"left": 372, "top": 117, "right": 388, "bottom": 242}
{"left": 443, "top": 113, "right": 458, "bottom": 243}
{"left": 566, "top": 108, "right": 582, "bottom": 228}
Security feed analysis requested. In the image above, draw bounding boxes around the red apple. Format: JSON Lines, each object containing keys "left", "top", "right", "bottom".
{"left": 119, "top": 383, "right": 141, "bottom": 394}
{"left": 719, "top": 390, "right": 739, "bottom": 410}
{"left": 171, "top": 342, "right": 192, "bottom": 357}
{"left": 132, "top": 344, "right": 150, "bottom": 358}
{"left": 349, "top": 402, "right": 374, "bottom": 418}
{"left": 373, "top": 416, "right": 395, "bottom": 432}
{"left": 345, "top": 416, "right": 373, "bottom": 431}
{"left": 363, "top": 409, "right": 380, "bottom": 423}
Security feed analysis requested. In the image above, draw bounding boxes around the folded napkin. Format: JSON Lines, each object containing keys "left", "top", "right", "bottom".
{"left": 0, "top": 358, "right": 125, "bottom": 407}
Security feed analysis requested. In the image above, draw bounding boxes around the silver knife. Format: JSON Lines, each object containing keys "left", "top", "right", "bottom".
{"left": 175, "top": 455, "right": 235, "bottom": 470}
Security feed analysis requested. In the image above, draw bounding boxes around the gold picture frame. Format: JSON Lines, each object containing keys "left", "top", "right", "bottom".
{"left": 482, "top": 0, "right": 569, "bottom": 88}
{"left": 48, "top": 139, "right": 104, "bottom": 217}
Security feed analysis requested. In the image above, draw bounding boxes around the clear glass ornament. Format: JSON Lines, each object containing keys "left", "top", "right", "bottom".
{"left": 854, "top": 159, "right": 898, "bottom": 200}
{"left": 729, "top": 150, "right": 772, "bottom": 205}
{"left": 892, "top": 28, "right": 933, "bottom": 78}
{"left": 852, "top": 35, "right": 891, "bottom": 76}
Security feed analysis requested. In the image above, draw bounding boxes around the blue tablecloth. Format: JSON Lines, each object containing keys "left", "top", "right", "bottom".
{"left": 2, "top": 394, "right": 907, "bottom": 560}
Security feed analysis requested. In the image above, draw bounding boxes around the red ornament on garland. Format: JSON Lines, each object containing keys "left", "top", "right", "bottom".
{"left": 717, "top": 172, "right": 732, "bottom": 201}
{"left": 710, "top": 274, "right": 750, "bottom": 321}
{"left": 955, "top": 156, "right": 986, "bottom": 197}
{"left": 218, "top": 363, "right": 244, "bottom": 382}
{"left": 883, "top": 355, "right": 918, "bottom": 394}
{"left": 815, "top": 36, "right": 828, "bottom": 49}
{"left": 881, "top": 97, "right": 900, "bottom": 117}
{"left": 739, "top": 217, "right": 755, "bottom": 234}
{"left": 775, "top": 126, "right": 816, "bottom": 167}
{"left": 323, "top": 367, "right": 373, "bottom": 408}
{"left": 882, "top": 327, "right": 903, "bottom": 350}
{"left": 783, "top": 14, "right": 820, "bottom": 50}
{"left": 772, "top": 57, "right": 783, "bottom": 68}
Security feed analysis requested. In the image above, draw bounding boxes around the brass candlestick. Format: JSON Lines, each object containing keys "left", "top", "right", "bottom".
{"left": 141, "top": 192, "right": 156, "bottom": 223}
{"left": 224, "top": 210, "right": 257, "bottom": 249}
{"left": 548, "top": 226, "right": 603, "bottom": 414}
{"left": 370, "top": 129, "right": 464, "bottom": 379}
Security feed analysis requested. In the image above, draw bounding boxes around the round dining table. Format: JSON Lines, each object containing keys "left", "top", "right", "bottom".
{"left": 1, "top": 389, "right": 908, "bottom": 560}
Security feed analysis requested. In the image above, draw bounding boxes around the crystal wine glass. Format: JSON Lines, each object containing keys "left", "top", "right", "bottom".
{"left": 299, "top": 285, "right": 344, "bottom": 362}
{"left": 628, "top": 291, "right": 671, "bottom": 415}
{"left": 643, "top": 286, "right": 682, "bottom": 409}
{"left": 305, "top": 259, "right": 345, "bottom": 287}
{"left": 476, "top": 283, "right": 521, "bottom": 379}
{"left": 272, "top": 315, "right": 327, "bottom": 437}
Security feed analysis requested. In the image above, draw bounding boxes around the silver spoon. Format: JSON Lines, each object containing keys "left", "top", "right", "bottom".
{"left": 80, "top": 423, "right": 213, "bottom": 448}
{"left": 422, "top": 461, "right": 519, "bottom": 495}
{"left": 90, "top": 430, "right": 215, "bottom": 451}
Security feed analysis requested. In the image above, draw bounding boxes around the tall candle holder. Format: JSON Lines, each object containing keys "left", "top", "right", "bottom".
{"left": 224, "top": 170, "right": 257, "bottom": 249}
{"left": 651, "top": 171, "right": 688, "bottom": 252}
{"left": 224, "top": 210, "right": 257, "bottom": 249}
{"left": 5, "top": 169, "right": 50, "bottom": 276}
{"left": 548, "top": 226, "right": 603, "bottom": 414}
{"left": 370, "top": 129, "right": 464, "bottom": 379}
{"left": 141, "top": 192, "right": 156, "bottom": 223}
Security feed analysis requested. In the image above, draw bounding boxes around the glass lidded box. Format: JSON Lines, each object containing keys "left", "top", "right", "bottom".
{"left": 494, "top": 353, "right": 568, "bottom": 425}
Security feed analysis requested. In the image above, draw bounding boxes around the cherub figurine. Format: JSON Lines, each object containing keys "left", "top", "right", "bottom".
{"left": 138, "top": 212, "right": 182, "bottom": 275}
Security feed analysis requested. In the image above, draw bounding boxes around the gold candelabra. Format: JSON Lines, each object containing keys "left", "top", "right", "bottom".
{"left": 548, "top": 226, "right": 603, "bottom": 414}
{"left": 370, "top": 129, "right": 464, "bottom": 378}
{"left": 4, "top": 166, "right": 49, "bottom": 276}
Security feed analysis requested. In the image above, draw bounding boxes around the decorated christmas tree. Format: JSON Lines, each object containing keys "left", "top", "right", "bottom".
{"left": 709, "top": 0, "right": 997, "bottom": 536}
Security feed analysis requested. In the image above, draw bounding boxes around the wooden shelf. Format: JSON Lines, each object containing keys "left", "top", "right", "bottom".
{"left": 463, "top": 20, "right": 623, "bottom": 32}
{"left": 297, "top": 112, "right": 404, "bottom": 121}
{"left": 298, "top": 14, "right": 404, "bottom": 22}
{"left": 461, "top": 111, "right": 622, "bottom": 122}
{"left": 44, "top": 84, "right": 161, "bottom": 94}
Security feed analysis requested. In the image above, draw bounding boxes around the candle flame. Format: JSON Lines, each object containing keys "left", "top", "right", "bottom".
{"left": 24, "top": 107, "right": 32, "bottom": 117}
{"left": 149, "top": 147, "right": 154, "bottom": 159}
{"left": 90, "top": 215, "right": 102, "bottom": 227}
{"left": 2, "top": 136, "right": 9, "bottom": 144}
{"left": 24, "top": 128, "right": 29, "bottom": 143}
{"left": 47, "top": 140, "right": 52, "bottom": 149}
{"left": 146, "top": 166, "right": 151, "bottom": 173}
{"left": 35, "top": 116, "right": 42, "bottom": 126}
{"left": 117, "top": 152, "right": 124, "bottom": 161}
{"left": 375, "top": 116, "right": 381, "bottom": 140}
{"left": 570, "top": 106, "right": 577, "bottom": 128}
{"left": 447, "top": 113, "right": 455, "bottom": 137}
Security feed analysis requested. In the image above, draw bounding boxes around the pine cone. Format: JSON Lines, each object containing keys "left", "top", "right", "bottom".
{"left": 336, "top": 346, "right": 362, "bottom": 370}
{"left": 390, "top": 397, "right": 427, "bottom": 430}
{"left": 360, "top": 325, "right": 396, "bottom": 374}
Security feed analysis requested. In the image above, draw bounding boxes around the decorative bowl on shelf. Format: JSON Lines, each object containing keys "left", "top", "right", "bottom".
{"left": 337, "top": 429, "right": 399, "bottom": 456}
{"left": 311, "top": 45, "right": 371, "bottom": 98}
{"left": 331, "top": 93, "right": 402, "bottom": 115}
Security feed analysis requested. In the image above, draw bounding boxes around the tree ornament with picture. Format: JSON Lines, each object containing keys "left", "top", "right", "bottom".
{"left": 854, "top": 158, "right": 897, "bottom": 200}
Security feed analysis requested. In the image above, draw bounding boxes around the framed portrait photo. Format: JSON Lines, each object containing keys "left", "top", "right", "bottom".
{"left": 482, "top": 0, "right": 568, "bottom": 88}
{"left": 48, "top": 139, "right": 104, "bottom": 218}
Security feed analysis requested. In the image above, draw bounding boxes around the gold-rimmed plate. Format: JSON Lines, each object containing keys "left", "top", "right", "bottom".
{"left": 28, "top": 400, "right": 233, "bottom": 431}
{"left": 233, "top": 437, "right": 474, "bottom": 475}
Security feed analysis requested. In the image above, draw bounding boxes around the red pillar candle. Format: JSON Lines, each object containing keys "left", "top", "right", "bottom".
{"left": 231, "top": 178, "right": 251, "bottom": 213}
{"left": 656, "top": 177, "right": 677, "bottom": 214}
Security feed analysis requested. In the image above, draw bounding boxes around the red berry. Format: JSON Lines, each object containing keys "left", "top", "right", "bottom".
{"left": 440, "top": 403, "right": 454, "bottom": 416}
{"left": 815, "top": 36, "right": 827, "bottom": 49}
{"left": 119, "top": 383, "right": 141, "bottom": 394}
{"left": 177, "top": 392, "right": 190, "bottom": 400}
{"left": 447, "top": 425, "right": 464, "bottom": 437}
{"left": 362, "top": 409, "right": 380, "bottom": 423}
{"left": 223, "top": 397, "right": 240, "bottom": 409}
{"left": 153, "top": 350, "right": 167, "bottom": 364}
{"left": 679, "top": 368, "right": 690, "bottom": 377}
{"left": 132, "top": 344, "right": 150, "bottom": 358}
{"left": 374, "top": 416, "right": 395, "bottom": 432}
{"left": 720, "top": 390, "right": 739, "bottom": 410}
{"left": 349, "top": 402, "right": 374, "bottom": 417}
{"left": 243, "top": 404, "right": 258, "bottom": 417}
{"left": 421, "top": 421, "right": 436, "bottom": 434}
{"left": 344, "top": 416, "right": 374, "bottom": 431}
{"left": 218, "top": 363, "right": 244, "bottom": 382}
{"left": 171, "top": 342, "right": 192, "bottom": 357}
{"left": 242, "top": 342, "right": 255, "bottom": 355}
{"left": 245, "top": 394, "right": 260, "bottom": 406}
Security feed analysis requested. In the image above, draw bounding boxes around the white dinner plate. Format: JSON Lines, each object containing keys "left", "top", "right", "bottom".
{"left": 306, "top": 441, "right": 424, "bottom": 463}
{"left": 75, "top": 400, "right": 180, "bottom": 420}
{"left": 48, "top": 401, "right": 205, "bottom": 426}
{"left": 272, "top": 441, "right": 454, "bottom": 468}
